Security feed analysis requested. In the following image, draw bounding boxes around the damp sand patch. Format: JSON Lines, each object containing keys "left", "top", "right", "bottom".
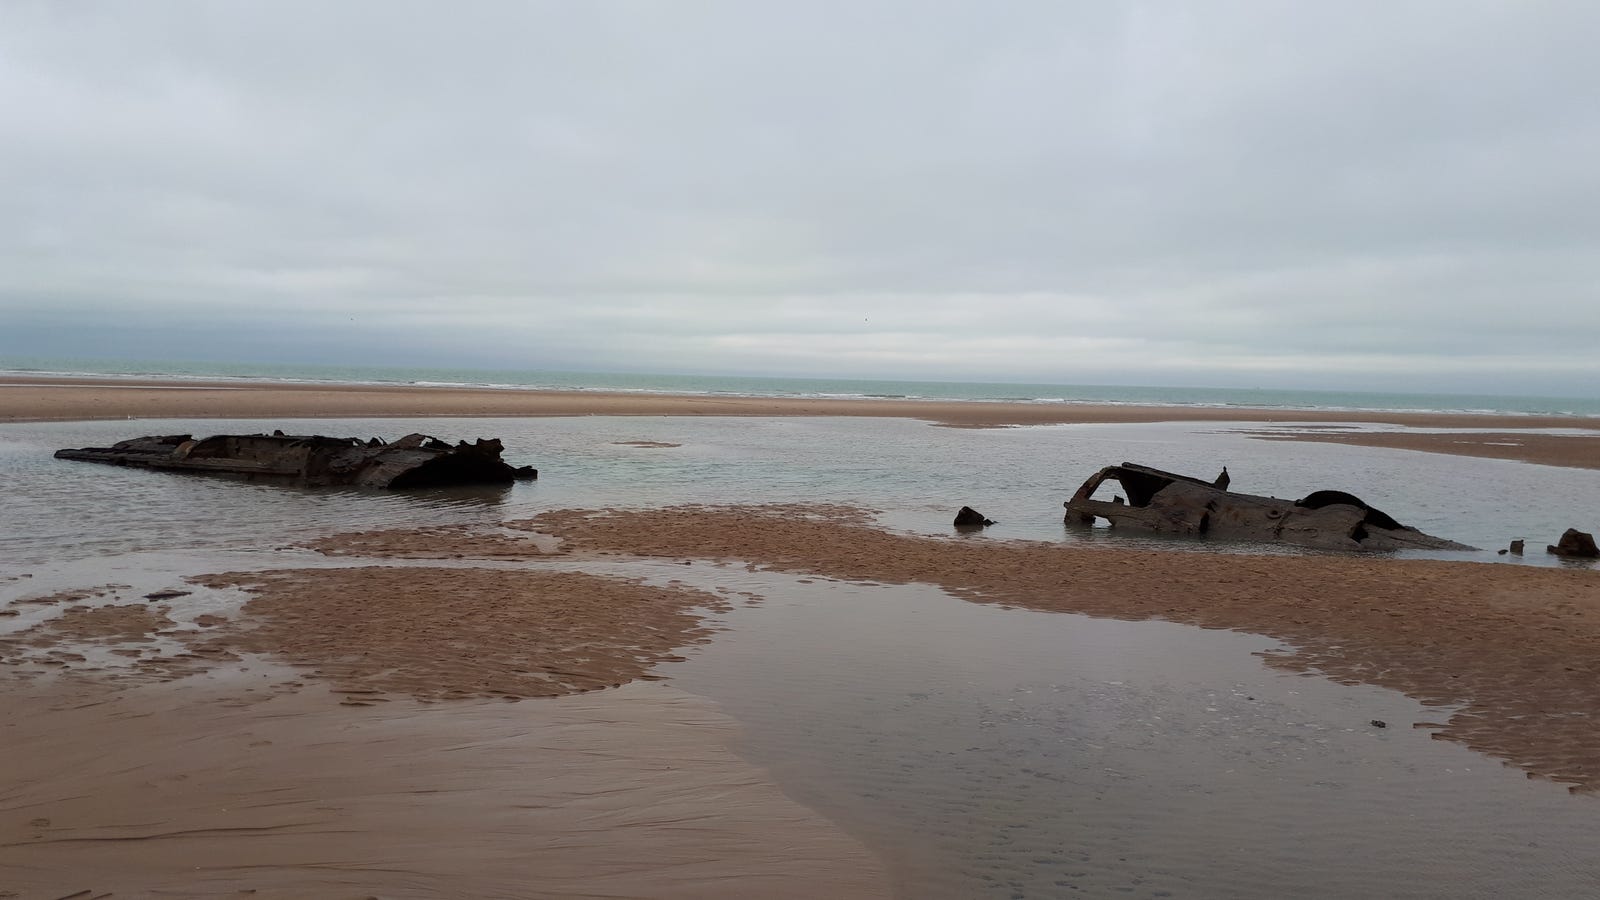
{"left": 186, "top": 566, "right": 727, "bottom": 701}
{"left": 4, "top": 565, "right": 727, "bottom": 703}
{"left": 297, "top": 523, "right": 560, "bottom": 559}
{"left": 0, "top": 676, "right": 890, "bottom": 898}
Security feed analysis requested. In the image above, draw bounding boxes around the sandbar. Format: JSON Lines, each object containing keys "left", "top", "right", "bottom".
{"left": 1243, "top": 428, "right": 1600, "bottom": 470}
{"left": 4, "top": 374, "right": 1597, "bottom": 469}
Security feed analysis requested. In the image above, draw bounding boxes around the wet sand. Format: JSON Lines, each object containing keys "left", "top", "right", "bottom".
{"left": 275, "top": 507, "right": 1600, "bottom": 793}
{"left": 189, "top": 566, "right": 723, "bottom": 700}
{"left": 0, "top": 676, "right": 891, "bottom": 899}
{"left": 517, "top": 505, "right": 1600, "bottom": 793}
{"left": 6, "top": 503, "right": 1600, "bottom": 894}
{"left": 1244, "top": 428, "right": 1600, "bottom": 470}
{"left": 6, "top": 381, "right": 1600, "bottom": 893}
{"left": 0, "top": 566, "right": 890, "bottom": 898}
{"left": 4, "top": 376, "right": 1598, "bottom": 470}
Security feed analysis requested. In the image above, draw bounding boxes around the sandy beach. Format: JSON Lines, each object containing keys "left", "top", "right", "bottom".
{"left": 0, "top": 566, "right": 893, "bottom": 898}
{"left": 4, "top": 373, "right": 1598, "bottom": 469}
{"left": 0, "top": 676, "right": 892, "bottom": 899}
{"left": 5, "top": 378, "right": 1600, "bottom": 895}
{"left": 1242, "top": 427, "right": 1600, "bottom": 470}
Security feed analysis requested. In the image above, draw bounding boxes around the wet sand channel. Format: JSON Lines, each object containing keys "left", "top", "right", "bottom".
{"left": 657, "top": 566, "right": 1600, "bottom": 899}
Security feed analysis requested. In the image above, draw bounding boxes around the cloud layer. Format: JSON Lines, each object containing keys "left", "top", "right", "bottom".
{"left": 4, "top": 2, "right": 1598, "bottom": 393}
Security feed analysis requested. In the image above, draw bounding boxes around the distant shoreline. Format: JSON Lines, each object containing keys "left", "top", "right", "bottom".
{"left": 5, "top": 374, "right": 1599, "bottom": 469}
{"left": 4, "top": 362, "right": 1596, "bottom": 418}
{"left": 5, "top": 372, "right": 1599, "bottom": 427}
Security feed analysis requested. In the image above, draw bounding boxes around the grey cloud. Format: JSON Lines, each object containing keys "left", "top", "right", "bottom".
{"left": 2, "top": 2, "right": 1598, "bottom": 394}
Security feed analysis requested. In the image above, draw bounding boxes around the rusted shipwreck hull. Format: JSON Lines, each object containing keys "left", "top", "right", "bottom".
{"left": 55, "top": 432, "right": 537, "bottom": 489}
{"left": 1065, "top": 463, "right": 1473, "bottom": 552}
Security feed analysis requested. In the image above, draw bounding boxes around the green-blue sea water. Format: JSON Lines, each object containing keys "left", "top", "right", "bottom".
{"left": 3, "top": 354, "right": 1596, "bottom": 417}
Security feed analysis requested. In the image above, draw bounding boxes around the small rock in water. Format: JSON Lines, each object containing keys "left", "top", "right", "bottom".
{"left": 954, "top": 506, "right": 995, "bottom": 529}
{"left": 144, "top": 589, "right": 191, "bottom": 600}
{"left": 1370, "top": 719, "right": 1388, "bottom": 728}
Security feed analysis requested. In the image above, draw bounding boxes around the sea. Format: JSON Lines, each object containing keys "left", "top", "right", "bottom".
{"left": 3, "top": 354, "right": 1598, "bottom": 418}
{"left": 5, "top": 357, "right": 1600, "bottom": 896}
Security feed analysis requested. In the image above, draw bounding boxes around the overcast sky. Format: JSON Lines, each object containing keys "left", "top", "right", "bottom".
{"left": 2, "top": 2, "right": 1597, "bottom": 393}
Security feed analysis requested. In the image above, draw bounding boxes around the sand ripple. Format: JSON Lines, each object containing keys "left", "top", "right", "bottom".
{"left": 187, "top": 567, "right": 727, "bottom": 701}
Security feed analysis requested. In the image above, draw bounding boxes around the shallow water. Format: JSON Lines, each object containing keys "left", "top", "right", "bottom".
{"left": 644, "top": 565, "right": 1600, "bottom": 899}
{"left": 4, "top": 415, "right": 1596, "bottom": 568}
{"left": 4, "top": 415, "right": 1600, "bottom": 896}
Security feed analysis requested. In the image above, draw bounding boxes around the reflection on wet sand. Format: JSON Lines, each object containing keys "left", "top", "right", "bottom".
{"left": 0, "top": 673, "right": 891, "bottom": 899}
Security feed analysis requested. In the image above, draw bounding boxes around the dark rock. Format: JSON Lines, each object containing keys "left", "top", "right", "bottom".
{"left": 1547, "top": 528, "right": 1600, "bottom": 558}
{"left": 143, "top": 589, "right": 191, "bottom": 600}
{"left": 1509, "top": 539, "right": 1525, "bottom": 555}
{"left": 954, "top": 506, "right": 995, "bottom": 529}
{"left": 1370, "top": 720, "right": 1387, "bottom": 728}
